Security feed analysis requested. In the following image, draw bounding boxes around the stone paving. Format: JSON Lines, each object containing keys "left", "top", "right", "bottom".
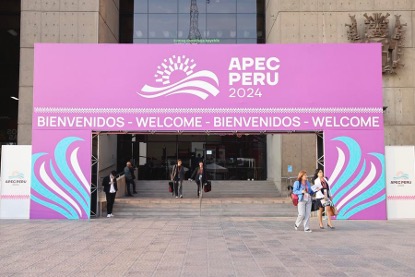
{"left": 1, "top": 216, "right": 415, "bottom": 276}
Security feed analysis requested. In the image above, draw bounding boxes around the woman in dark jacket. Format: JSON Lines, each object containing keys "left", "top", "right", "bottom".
{"left": 190, "top": 161, "right": 208, "bottom": 198}
{"left": 102, "top": 170, "right": 118, "bottom": 218}
{"left": 171, "top": 159, "right": 186, "bottom": 198}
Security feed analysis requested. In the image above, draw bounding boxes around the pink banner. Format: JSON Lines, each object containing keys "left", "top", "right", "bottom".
{"left": 33, "top": 43, "right": 382, "bottom": 132}
{"left": 32, "top": 43, "right": 385, "bottom": 219}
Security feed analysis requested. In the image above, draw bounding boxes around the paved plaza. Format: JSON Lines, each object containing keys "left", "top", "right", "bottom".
{"left": 1, "top": 216, "right": 414, "bottom": 276}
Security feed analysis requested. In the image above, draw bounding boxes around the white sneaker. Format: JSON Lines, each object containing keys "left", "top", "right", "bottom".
{"left": 107, "top": 214, "right": 111, "bottom": 218}
{"left": 175, "top": 196, "right": 178, "bottom": 199}
{"left": 180, "top": 195, "right": 183, "bottom": 198}
{"left": 110, "top": 214, "right": 114, "bottom": 217}
{"left": 304, "top": 229, "right": 312, "bottom": 233}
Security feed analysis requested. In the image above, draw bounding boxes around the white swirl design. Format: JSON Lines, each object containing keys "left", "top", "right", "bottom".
{"left": 31, "top": 136, "right": 90, "bottom": 219}
{"left": 70, "top": 147, "right": 90, "bottom": 192}
{"left": 336, "top": 162, "right": 376, "bottom": 210}
{"left": 328, "top": 136, "right": 386, "bottom": 219}
{"left": 39, "top": 162, "right": 83, "bottom": 216}
{"left": 138, "top": 70, "right": 219, "bottom": 100}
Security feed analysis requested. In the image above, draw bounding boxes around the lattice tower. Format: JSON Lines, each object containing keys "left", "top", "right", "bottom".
{"left": 188, "top": 0, "right": 202, "bottom": 40}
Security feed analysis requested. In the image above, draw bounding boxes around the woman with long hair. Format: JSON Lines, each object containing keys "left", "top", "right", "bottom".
{"left": 190, "top": 161, "right": 208, "bottom": 198}
{"left": 293, "top": 170, "right": 317, "bottom": 232}
{"left": 312, "top": 169, "right": 335, "bottom": 229}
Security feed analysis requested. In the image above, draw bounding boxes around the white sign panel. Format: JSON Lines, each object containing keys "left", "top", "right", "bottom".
{"left": 0, "top": 145, "right": 32, "bottom": 219}
{"left": 385, "top": 146, "right": 415, "bottom": 219}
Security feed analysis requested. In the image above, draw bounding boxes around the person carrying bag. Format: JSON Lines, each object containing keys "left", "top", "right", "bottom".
{"left": 293, "top": 170, "right": 318, "bottom": 233}
{"left": 171, "top": 159, "right": 186, "bottom": 198}
{"left": 190, "top": 161, "right": 208, "bottom": 198}
{"left": 312, "top": 169, "right": 336, "bottom": 229}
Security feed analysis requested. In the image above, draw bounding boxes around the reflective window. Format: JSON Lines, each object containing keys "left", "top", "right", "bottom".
{"left": 120, "top": 0, "right": 265, "bottom": 44}
{"left": 133, "top": 14, "right": 147, "bottom": 38}
{"left": 206, "top": 0, "right": 237, "bottom": 13}
{"left": 133, "top": 0, "right": 147, "bottom": 13}
{"left": 237, "top": 0, "right": 257, "bottom": 13}
{"left": 136, "top": 134, "right": 267, "bottom": 181}
{"left": 237, "top": 14, "right": 257, "bottom": 38}
{"left": 206, "top": 14, "right": 236, "bottom": 39}
{"left": 149, "top": 14, "right": 178, "bottom": 38}
{"left": 178, "top": 13, "right": 206, "bottom": 39}
{"left": 179, "top": 0, "right": 207, "bottom": 14}
{"left": 149, "top": 0, "right": 178, "bottom": 13}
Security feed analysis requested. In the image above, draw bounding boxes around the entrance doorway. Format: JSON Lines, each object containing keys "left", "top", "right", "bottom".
{"left": 91, "top": 131, "right": 322, "bottom": 217}
{"left": 122, "top": 134, "right": 267, "bottom": 181}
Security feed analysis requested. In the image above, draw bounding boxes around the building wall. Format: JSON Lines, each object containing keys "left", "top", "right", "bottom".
{"left": 18, "top": 0, "right": 120, "bottom": 145}
{"left": 266, "top": 0, "right": 415, "bottom": 177}
{"left": 18, "top": 1, "right": 414, "bottom": 189}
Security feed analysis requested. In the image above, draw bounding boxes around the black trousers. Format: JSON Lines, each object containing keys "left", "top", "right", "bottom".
{"left": 197, "top": 181, "right": 204, "bottom": 196}
{"left": 105, "top": 192, "right": 116, "bottom": 214}
{"left": 173, "top": 181, "right": 179, "bottom": 196}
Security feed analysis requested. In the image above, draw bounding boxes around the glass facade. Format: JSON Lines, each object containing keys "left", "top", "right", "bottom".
{"left": 134, "top": 134, "right": 266, "bottom": 181}
{"left": 120, "top": 0, "right": 265, "bottom": 44}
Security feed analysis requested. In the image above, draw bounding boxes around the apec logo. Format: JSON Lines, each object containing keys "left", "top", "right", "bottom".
{"left": 390, "top": 171, "right": 412, "bottom": 185}
{"left": 137, "top": 55, "right": 219, "bottom": 100}
{"left": 5, "top": 170, "right": 27, "bottom": 184}
{"left": 393, "top": 171, "right": 410, "bottom": 180}
{"left": 8, "top": 170, "right": 25, "bottom": 179}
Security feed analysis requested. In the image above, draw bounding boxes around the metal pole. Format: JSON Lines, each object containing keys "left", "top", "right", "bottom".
{"left": 199, "top": 179, "right": 203, "bottom": 216}
{"left": 96, "top": 134, "right": 100, "bottom": 217}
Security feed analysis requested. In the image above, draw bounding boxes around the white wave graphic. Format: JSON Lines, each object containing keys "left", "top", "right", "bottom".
{"left": 329, "top": 147, "right": 345, "bottom": 185}
{"left": 39, "top": 162, "right": 83, "bottom": 217}
{"left": 71, "top": 147, "right": 91, "bottom": 192}
{"left": 138, "top": 70, "right": 219, "bottom": 100}
{"left": 336, "top": 162, "right": 376, "bottom": 210}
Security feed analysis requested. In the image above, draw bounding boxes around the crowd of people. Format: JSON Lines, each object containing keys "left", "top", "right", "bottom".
{"left": 103, "top": 160, "right": 337, "bottom": 230}
{"left": 102, "top": 159, "right": 210, "bottom": 217}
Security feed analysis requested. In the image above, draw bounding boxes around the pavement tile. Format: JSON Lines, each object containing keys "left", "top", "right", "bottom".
{"left": 1, "top": 218, "right": 415, "bottom": 276}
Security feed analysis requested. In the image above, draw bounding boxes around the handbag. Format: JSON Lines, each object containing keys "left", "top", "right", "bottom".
{"left": 204, "top": 181, "right": 211, "bottom": 192}
{"left": 330, "top": 205, "right": 338, "bottom": 216}
{"left": 290, "top": 193, "right": 298, "bottom": 206}
{"left": 168, "top": 181, "right": 173, "bottom": 193}
{"left": 326, "top": 200, "right": 338, "bottom": 216}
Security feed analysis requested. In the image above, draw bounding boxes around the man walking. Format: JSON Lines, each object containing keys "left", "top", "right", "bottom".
{"left": 124, "top": 161, "right": 136, "bottom": 196}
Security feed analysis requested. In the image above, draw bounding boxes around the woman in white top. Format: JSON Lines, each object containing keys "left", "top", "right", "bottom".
{"left": 312, "top": 169, "right": 335, "bottom": 229}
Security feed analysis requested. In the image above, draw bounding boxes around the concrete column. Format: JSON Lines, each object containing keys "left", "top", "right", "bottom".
{"left": 266, "top": 134, "right": 282, "bottom": 192}
{"left": 18, "top": 0, "right": 119, "bottom": 145}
